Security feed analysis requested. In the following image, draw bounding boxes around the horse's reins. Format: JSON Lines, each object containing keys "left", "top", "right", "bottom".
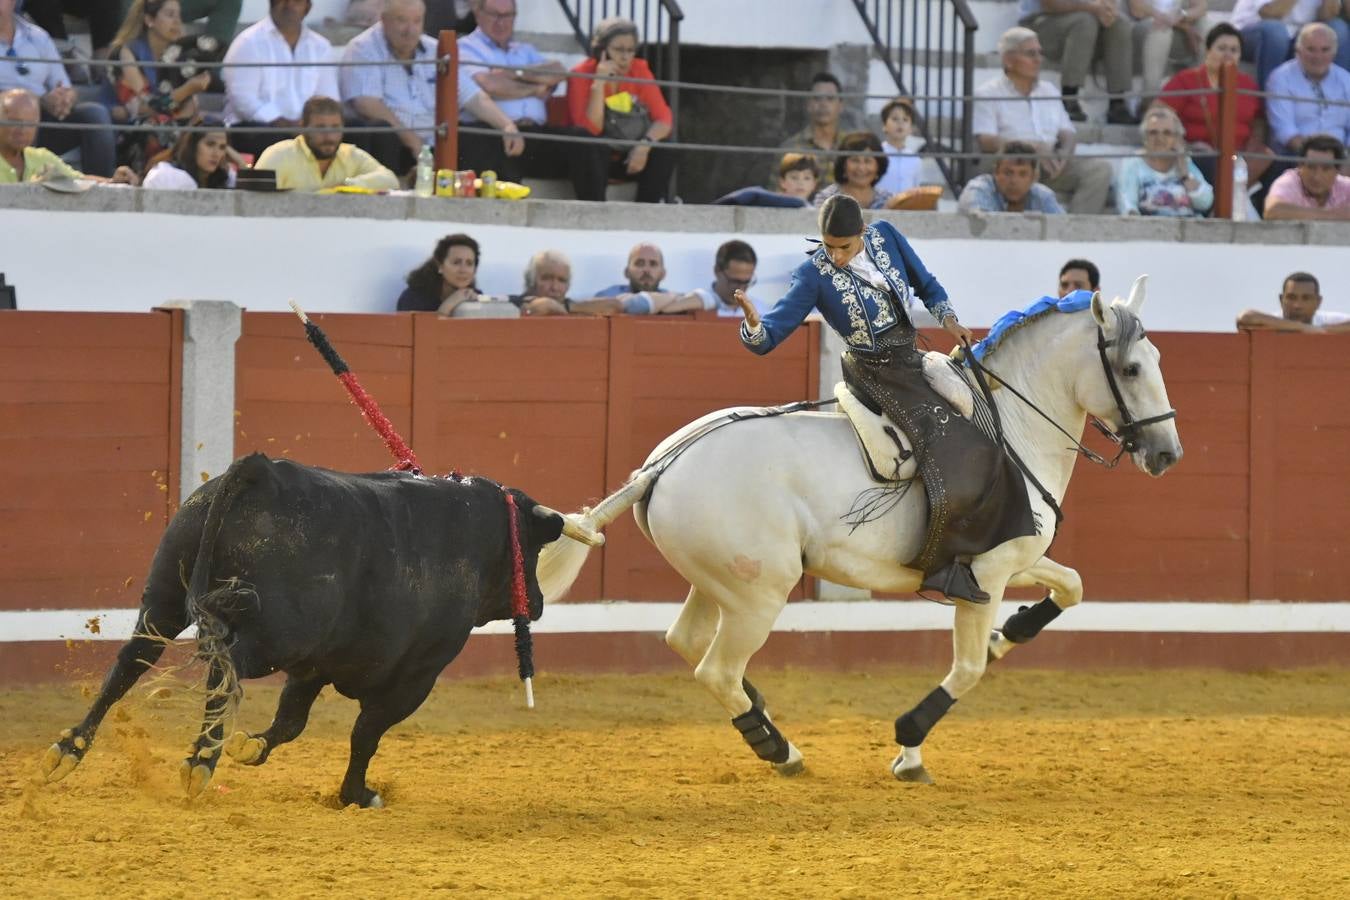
{"left": 961, "top": 316, "right": 1177, "bottom": 527}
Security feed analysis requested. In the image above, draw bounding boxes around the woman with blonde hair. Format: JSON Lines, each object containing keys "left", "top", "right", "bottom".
{"left": 1115, "top": 104, "right": 1213, "bottom": 216}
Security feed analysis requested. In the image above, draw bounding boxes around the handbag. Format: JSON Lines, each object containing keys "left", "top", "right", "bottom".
{"left": 602, "top": 91, "right": 652, "bottom": 153}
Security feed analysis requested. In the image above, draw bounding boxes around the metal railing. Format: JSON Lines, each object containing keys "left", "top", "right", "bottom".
{"left": 552, "top": 0, "right": 684, "bottom": 142}
{"left": 852, "top": 0, "right": 978, "bottom": 192}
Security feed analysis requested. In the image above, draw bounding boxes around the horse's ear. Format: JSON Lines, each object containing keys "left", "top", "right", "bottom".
{"left": 1126, "top": 275, "right": 1148, "bottom": 314}
{"left": 1090, "top": 290, "right": 1110, "bottom": 328}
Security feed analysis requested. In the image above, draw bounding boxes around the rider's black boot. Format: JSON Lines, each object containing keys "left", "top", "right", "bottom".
{"left": 920, "top": 559, "right": 991, "bottom": 604}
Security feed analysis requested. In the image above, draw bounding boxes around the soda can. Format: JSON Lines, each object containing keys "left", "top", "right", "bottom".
{"left": 479, "top": 169, "right": 497, "bottom": 199}
{"left": 456, "top": 169, "right": 477, "bottom": 198}
{"left": 434, "top": 168, "right": 455, "bottom": 197}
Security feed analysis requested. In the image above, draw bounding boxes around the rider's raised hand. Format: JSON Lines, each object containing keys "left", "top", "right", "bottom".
{"left": 734, "top": 289, "right": 760, "bottom": 328}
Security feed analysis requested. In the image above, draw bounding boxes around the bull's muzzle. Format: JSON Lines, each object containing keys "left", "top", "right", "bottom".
{"left": 532, "top": 505, "right": 605, "bottom": 547}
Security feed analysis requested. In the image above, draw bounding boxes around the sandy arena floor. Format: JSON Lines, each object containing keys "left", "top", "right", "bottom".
{"left": 2, "top": 665, "right": 1348, "bottom": 898}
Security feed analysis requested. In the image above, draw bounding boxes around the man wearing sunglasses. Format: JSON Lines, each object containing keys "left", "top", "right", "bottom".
{"left": 0, "top": 0, "right": 117, "bottom": 176}
{"left": 688, "top": 240, "right": 766, "bottom": 319}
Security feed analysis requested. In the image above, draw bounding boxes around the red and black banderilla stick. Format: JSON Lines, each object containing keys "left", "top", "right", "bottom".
{"left": 287, "top": 301, "right": 537, "bottom": 705}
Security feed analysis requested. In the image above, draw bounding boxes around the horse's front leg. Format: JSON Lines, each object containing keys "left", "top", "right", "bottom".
{"left": 892, "top": 559, "right": 1010, "bottom": 784}
{"left": 988, "top": 557, "right": 1083, "bottom": 662}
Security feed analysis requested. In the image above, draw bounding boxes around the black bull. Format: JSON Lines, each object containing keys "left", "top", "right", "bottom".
{"left": 40, "top": 453, "right": 566, "bottom": 808}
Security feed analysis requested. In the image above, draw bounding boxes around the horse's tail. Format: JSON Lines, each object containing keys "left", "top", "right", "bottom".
{"left": 537, "top": 466, "right": 659, "bottom": 604}
{"left": 182, "top": 454, "right": 265, "bottom": 744}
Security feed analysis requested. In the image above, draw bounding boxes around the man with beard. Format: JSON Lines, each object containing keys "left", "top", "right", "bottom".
{"left": 255, "top": 95, "right": 397, "bottom": 191}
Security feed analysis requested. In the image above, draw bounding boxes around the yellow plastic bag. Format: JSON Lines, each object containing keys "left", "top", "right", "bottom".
{"left": 604, "top": 91, "right": 634, "bottom": 114}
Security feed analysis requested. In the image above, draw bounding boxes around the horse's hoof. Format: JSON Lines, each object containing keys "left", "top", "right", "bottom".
{"left": 224, "top": 731, "right": 267, "bottom": 765}
{"left": 773, "top": 744, "right": 806, "bottom": 777}
{"left": 180, "top": 759, "right": 214, "bottom": 798}
{"left": 365, "top": 792, "right": 384, "bottom": 809}
{"left": 40, "top": 743, "right": 81, "bottom": 783}
{"left": 890, "top": 753, "right": 935, "bottom": 784}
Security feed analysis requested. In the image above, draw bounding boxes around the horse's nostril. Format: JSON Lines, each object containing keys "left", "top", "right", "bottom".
{"left": 1157, "top": 452, "right": 1175, "bottom": 468}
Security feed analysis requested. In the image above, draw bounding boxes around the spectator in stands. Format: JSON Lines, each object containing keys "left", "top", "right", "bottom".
{"left": 142, "top": 118, "right": 238, "bottom": 188}
{"left": 20, "top": 0, "right": 119, "bottom": 57}
{"left": 974, "top": 27, "right": 1114, "bottom": 213}
{"left": 876, "top": 96, "right": 922, "bottom": 195}
{"left": 711, "top": 151, "right": 816, "bottom": 207}
{"left": 509, "top": 250, "right": 631, "bottom": 316}
{"left": 958, "top": 140, "right": 1066, "bottom": 213}
{"left": 1058, "top": 258, "right": 1101, "bottom": 296}
{"left": 0, "top": 87, "right": 138, "bottom": 182}
{"left": 566, "top": 16, "right": 675, "bottom": 203}
{"left": 1160, "top": 23, "right": 1272, "bottom": 196}
{"left": 1229, "top": 0, "right": 1350, "bottom": 86}
{"left": 106, "top": 1, "right": 214, "bottom": 173}
{"left": 117, "top": 0, "right": 241, "bottom": 47}
{"left": 772, "top": 71, "right": 861, "bottom": 184}
{"left": 222, "top": 0, "right": 339, "bottom": 158}
{"left": 814, "top": 131, "right": 912, "bottom": 209}
{"left": 341, "top": 0, "right": 436, "bottom": 176}
{"left": 0, "top": 0, "right": 119, "bottom": 175}
{"left": 1018, "top": 0, "right": 1138, "bottom": 123}
{"left": 1266, "top": 23, "right": 1350, "bottom": 154}
{"left": 456, "top": 0, "right": 608, "bottom": 201}
{"left": 686, "top": 239, "right": 768, "bottom": 319}
{"left": 396, "top": 232, "right": 482, "bottom": 313}
{"left": 1263, "top": 133, "right": 1350, "bottom": 218}
{"left": 596, "top": 242, "right": 668, "bottom": 296}
{"left": 1127, "top": 0, "right": 1213, "bottom": 100}
{"left": 254, "top": 95, "right": 398, "bottom": 191}
{"left": 1116, "top": 104, "right": 1213, "bottom": 215}
{"left": 1237, "top": 271, "right": 1350, "bottom": 331}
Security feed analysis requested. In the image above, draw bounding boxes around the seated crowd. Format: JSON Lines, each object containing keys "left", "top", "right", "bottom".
{"left": 2, "top": 0, "right": 1349, "bottom": 223}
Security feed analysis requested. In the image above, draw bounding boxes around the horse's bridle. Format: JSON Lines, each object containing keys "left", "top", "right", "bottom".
{"left": 1090, "top": 324, "right": 1178, "bottom": 462}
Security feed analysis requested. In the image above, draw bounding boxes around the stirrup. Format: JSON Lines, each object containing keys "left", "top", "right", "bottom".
{"left": 920, "top": 561, "right": 990, "bottom": 604}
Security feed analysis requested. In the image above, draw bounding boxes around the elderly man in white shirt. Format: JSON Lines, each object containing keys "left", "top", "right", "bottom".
{"left": 223, "top": 0, "right": 340, "bottom": 157}
{"left": 1230, "top": 0, "right": 1350, "bottom": 85}
{"left": 340, "top": 0, "right": 437, "bottom": 173}
{"left": 973, "top": 27, "right": 1114, "bottom": 213}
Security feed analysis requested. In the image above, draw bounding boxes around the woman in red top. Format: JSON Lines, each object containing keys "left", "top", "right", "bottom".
{"left": 566, "top": 17, "right": 675, "bottom": 203}
{"left": 1159, "top": 22, "right": 1276, "bottom": 206}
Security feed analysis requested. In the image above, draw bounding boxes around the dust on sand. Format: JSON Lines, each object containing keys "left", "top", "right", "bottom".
{"left": 2, "top": 668, "right": 1349, "bottom": 898}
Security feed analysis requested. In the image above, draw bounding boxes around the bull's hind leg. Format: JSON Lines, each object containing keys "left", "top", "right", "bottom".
{"left": 339, "top": 668, "right": 440, "bottom": 808}
{"left": 41, "top": 599, "right": 188, "bottom": 784}
{"left": 181, "top": 655, "right": 237, "bottom": 799}
{"left": 225, "top": 672, "right": 327, "bottom": 766}
{"left": 695, "top": 597, "right": 804, "bottom": 777}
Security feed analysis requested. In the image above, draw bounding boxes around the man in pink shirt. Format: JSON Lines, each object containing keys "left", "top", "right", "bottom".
{"left": 1263, "top": 133, "right": 1350, "bottom": 220}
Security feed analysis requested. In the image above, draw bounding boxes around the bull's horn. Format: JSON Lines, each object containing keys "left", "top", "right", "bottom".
{"left": 533, "top": 505, "right": 605, "bottom": 547}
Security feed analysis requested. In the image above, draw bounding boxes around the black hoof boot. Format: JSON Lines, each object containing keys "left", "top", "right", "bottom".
{"left": 920, "top": 561, "right": 990, "bottom": 604}
{"left": 40, "top": 726, "right": 92, "bottom": 783}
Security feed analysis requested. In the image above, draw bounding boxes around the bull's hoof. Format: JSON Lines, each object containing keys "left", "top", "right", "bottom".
{"left": 341, "top": 786, "right": 385, "bottom": 809}
{"left": 180, "top": 758, "right": 215, "bottom": 799}
{"left": 773, "top": 743, "right": 806, "bottom": 777}
{"left": 224, "top": 731, "right": 268, "bottom": 766}
{"left": 890, "top": 753, "right": 935, "bottom": 785}
{"left": 366, "top": 792, "right": 384, "bottom": 809}
{"left": 40, "top": 728, "right": 87, "bottom": 783}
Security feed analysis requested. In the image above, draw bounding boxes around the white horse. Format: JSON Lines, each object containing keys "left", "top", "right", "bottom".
{"left": 537, "top": 279, "right": 1183, "bottom": 782}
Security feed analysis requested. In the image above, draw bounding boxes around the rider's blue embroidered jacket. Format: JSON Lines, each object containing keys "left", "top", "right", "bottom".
{"left": 740, "top": 220, "right": 954, "bottom": 355}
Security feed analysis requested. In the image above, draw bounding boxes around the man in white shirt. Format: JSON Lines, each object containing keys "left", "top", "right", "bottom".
{"left": 972, "top": 27, "right": 1114, "bottom": 213}
{"left": 687, "top": 241, "right": 767, "bottom": 319}
{"left": 455, "top": 0, "right": 608, "bottom": 200}
{"left": 1229, "top": 0, "right": 1350, "bottom": 86}
{"left": 1236, "top": 271, "right": 1350, "bottom": 332}
{"left": 340, "top": 0, "right": 436, "bottom": 174}
{"left": 223, "top": 0, "right": 340, "bottom": 157}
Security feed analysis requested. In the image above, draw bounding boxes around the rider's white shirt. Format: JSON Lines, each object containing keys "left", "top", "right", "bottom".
{"left": 847, "top": 253, "right": 891, "bottom": 292}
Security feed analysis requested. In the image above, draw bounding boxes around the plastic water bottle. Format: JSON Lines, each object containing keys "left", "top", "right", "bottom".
{"left": 414, "top": 145, "right": 434, "bottom": 198}
{"left": 1231, "top": 154, "right": 1248, "bottom": 222}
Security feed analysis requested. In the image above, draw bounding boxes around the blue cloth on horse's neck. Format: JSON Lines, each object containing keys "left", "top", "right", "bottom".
{"left": 971, "top": 290, "right": 1094, "bottom": 361}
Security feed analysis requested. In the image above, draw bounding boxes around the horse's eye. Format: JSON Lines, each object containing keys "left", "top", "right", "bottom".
{"left": 1123, "top": 363, "right": 1141, "bottom": 378}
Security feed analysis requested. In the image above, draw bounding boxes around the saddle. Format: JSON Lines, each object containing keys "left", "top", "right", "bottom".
{"left": 836, "top": 351, "right": 976, "bottom": 484}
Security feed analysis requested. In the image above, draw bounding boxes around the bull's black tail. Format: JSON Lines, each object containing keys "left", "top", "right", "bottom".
{"left": 183, "top": 454, "right": 268, "bottom": 744}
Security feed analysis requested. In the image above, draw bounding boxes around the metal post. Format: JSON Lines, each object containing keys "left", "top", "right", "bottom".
{"left": 435, "top": 30, "right": 459, "bottom": 171}
{"left": 1214, "top": 61, "right": 1237, "bottom": 220}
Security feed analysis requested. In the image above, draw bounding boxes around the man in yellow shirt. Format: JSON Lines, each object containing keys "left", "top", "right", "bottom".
{"left": 255, "top": 96, "right": 399, "bottom": 192}
{"left": 0, "top": 89, "right": 138, "bottom": 185}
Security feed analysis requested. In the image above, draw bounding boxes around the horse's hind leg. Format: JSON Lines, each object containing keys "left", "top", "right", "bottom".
{"left": 41, "top": 595, "right": 188, "bottom": 783}
{"left": 225, "top": 672, "right": 327, "bottom": 766}
{"left": 668, "top": 587, "right": 770, "bottom": 718}
{"left": 694, "top": 596, "right": 803, "bottom": 776}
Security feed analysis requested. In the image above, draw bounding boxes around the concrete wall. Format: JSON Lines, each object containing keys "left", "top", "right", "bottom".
{"left": 6, "top": 187, "right": 1348, "bottom": 331}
